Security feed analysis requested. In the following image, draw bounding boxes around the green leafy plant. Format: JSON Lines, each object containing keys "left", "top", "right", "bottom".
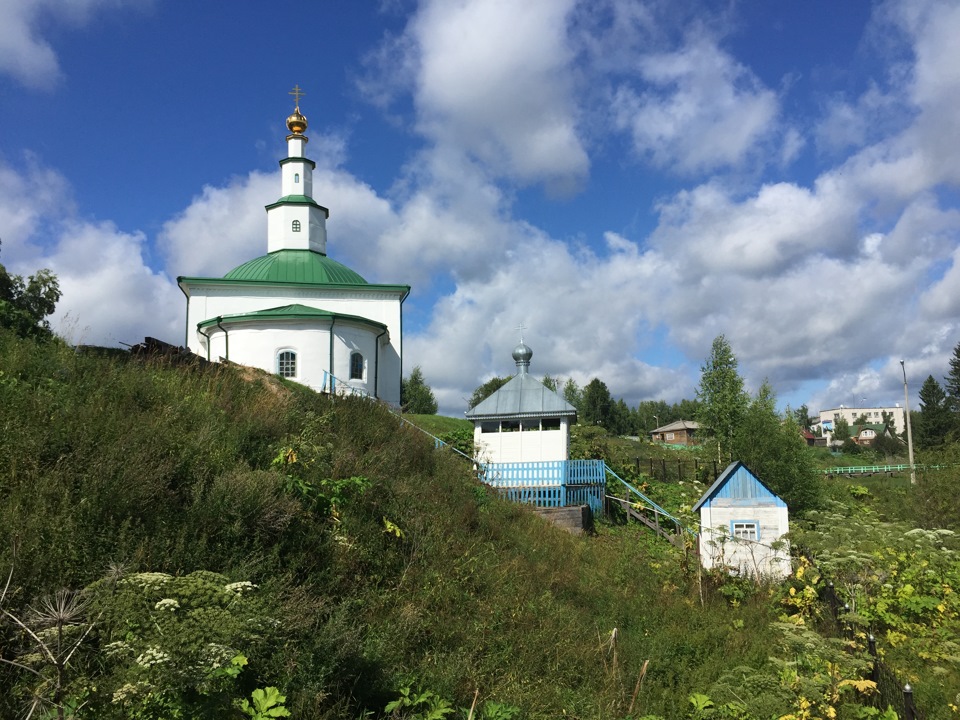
{"left": 237, "top": 686, "right": 292, "bottom": 719}
{"left": 385, "top": 687, "right": 455, "bottom": 719}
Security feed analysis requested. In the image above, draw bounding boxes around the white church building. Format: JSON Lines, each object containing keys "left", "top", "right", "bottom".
{"left": 177, "top": 92, "right": 409, "bottom": 404}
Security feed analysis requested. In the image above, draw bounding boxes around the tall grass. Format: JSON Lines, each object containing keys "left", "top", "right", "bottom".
{"left": 0, "top": 330, "right": 782, "bottom": 719}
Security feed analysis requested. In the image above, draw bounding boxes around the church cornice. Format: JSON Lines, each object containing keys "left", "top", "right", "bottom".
{"left": 265, "top": 195, "right": 330, "bottom": 218}
{"left": 197, "top": 305, "right": 388, "bottom": 332}
{"left": 178, "top": 275, "right": 410, "bottom": 299}
{"left": 279, "top": 157, "right": 317, "bottom": 169}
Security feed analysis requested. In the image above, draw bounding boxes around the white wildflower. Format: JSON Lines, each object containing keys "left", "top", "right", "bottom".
{"left": 104, "top": 641, "right": 132, "bottom": 657}
{"left": 124, "top": 572, "right": 172, "bottom": 590}
{"left": 204, "top": 643, "right": 233, "bottom": 666}
{"left": 135, "top": 646, "right": 171, "bottom": 667}
{"left": 112, "top": 681, "right": 151, "bottom": 704}
{"left": 224, "top": 581, "right": 257, "bottom": 594}
{"left": 154, "top": 598, "right": 180, "bottom": 611}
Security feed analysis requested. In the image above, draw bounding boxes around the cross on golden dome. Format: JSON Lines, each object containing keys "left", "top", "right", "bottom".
{"left": 289, "top": 84, "right": 305, "bottom": 110}
{"left": 286, "top": 85, "right": 308, "bottom": 135}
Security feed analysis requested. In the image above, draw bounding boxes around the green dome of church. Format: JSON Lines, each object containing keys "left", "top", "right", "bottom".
{"left": 224, "top": 249, "right": 368, "bottom": 285}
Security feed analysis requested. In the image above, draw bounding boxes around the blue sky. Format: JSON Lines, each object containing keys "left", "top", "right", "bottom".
{"left": 2, "top": 0, "right": 959, "bottom": 417}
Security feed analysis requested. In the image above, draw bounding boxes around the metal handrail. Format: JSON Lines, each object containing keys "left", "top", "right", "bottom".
{"left": 603, "top": 464, "right": 695, "bottom": 536}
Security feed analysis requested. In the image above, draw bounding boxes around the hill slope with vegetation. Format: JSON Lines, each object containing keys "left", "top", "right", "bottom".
{"left": 4, "top": 330, "right": 960, "bottom": 719}
{"left": 1, "top": 331, "right": 787, "bottom": 720}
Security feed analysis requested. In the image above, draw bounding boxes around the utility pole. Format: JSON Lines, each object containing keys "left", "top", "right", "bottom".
{"left": 900, "top": 360, "right": 916, "bottom": 485}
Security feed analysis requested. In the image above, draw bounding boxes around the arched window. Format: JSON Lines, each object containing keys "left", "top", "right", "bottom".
{"left": 294, "top": 172, "right": 300, "bottom": 183}
{"left": 350, "top": 352, "right": 364, "bottom": 380}
{"left": 292, "top": 219, "right": 301, "bottom": 232}
{"left": 277, "top": 350, "right": 297, "bottom": 378}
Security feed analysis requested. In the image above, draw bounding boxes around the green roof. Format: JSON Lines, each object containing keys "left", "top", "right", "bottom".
{"left": 223, "top": 250, "right": 368, "bottom": 285}
{"left": 197, "top": 303, "right": 387, "bottom": 331}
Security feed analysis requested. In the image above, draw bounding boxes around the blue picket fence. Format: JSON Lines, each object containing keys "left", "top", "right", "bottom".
{"left": 479, "top": 459, "right": 606, "bottom": 512}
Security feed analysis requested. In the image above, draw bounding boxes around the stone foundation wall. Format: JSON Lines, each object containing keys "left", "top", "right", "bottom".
{"left": 533, "top": 505, "right": 593, "bottom": 535}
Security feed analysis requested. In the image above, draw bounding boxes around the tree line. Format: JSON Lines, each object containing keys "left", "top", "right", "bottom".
{"left": 914, "top": 342, "right": 960, "bottom": 449}
{"left": 404, "top": 367, "right": 703, "bottom": 436}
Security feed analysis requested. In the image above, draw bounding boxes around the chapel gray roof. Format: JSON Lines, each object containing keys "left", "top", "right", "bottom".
{"left": 464, "top": 341, "right": 576, "bottom": 421}
{"left": 465, "top": 372, "right": 577, "bottom": 420}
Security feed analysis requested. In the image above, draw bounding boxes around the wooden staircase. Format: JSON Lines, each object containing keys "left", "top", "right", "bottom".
{"left": 606, "top": 496, "right": 686, "bottom": 548}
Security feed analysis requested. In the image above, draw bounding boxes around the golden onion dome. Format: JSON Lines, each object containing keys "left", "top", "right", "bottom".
{"left": 286, "top": 108, "right": 308, "bottom": 134}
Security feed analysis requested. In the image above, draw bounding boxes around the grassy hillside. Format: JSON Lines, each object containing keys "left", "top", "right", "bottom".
{"left": 4, "top": 329, "right": 949, "bottom": 719}
{"left": 401, "top": 413, "right": 473, "bottom": 437}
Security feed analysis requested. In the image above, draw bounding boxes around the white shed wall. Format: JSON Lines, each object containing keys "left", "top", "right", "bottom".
{"left": 698, "top": 502, "right": 790, "bottom": 579}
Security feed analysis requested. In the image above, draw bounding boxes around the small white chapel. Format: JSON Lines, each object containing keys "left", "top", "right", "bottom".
{"left": 177, "top": 89, "right": 409, "bottom": 404}
{"left": 465, "top": 341, "right": 577, "bottom": 464}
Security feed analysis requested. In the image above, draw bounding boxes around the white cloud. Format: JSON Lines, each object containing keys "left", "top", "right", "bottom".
{"left": 814, "top": 85, "right": 903, "bottom": 156}
{"left": 407, "top": 227, "right": 688, "bottom": 414}
{"left": 0, "top": 0, "right": 150, "bottom": 88}
{"left": 0, "top": 158, "right": 179, "bottom": 346}
{"left": 0, "top": 156, "right": 73, "bottom": 261}
{"left": 47, "top": 221, "right": 180, "bottom": 346}
{"left": 159, "top": 172, "right": 274, "bottom": 278}
{"left": 920, "top": 242, "right": 960, "bottom": 320}
{"left": 363, "top": 0, "right": 589, "bottom": 192}
{"left": 611, "top": 31, "right": 780, "bottom": 174}
{"left": 650, "top": 178, "right": 859, "bottom": 278}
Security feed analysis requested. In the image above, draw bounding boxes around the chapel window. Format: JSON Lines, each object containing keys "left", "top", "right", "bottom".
{"left": 292, "top": 219, "right": 301, "bottom": 232}
{"left": 350, "top": 352, "right": 364, "bottom": 380}
{"left": 277, "top": 350, "right": 297, "bottom": 378}
{"left": 294, "top": 172, "right": 300, "bottom": 183}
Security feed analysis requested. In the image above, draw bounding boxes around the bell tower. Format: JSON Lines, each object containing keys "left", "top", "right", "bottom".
{"left": 266, "top": 85, "right": 330, "bottom": 254}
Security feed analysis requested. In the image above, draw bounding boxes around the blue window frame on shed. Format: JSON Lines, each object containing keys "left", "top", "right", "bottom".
{"left": 731, "top": 520, "right": 759, "bottom": 541}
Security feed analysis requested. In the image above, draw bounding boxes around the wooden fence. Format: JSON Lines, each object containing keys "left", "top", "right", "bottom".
{"left": 821, "top": 581, "right": 925, "bottom": 720}
{"left": 631, "top": 457, "right": 722, "bottom": 484}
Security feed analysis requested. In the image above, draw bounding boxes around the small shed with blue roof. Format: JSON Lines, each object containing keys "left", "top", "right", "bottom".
{"left": 692, "top": 461, "right": 790, "bottom": 579}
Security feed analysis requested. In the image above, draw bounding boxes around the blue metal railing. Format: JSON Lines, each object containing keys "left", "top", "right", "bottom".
{"left": 479, "top": 460, "right": 606, "bottom": 512}
{"left": 603, "top": 465, "right": 696, "bottom": 536}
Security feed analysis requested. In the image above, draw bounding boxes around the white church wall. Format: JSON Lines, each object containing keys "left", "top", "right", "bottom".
{"left": 268, "top": 207, "right": 316, "bottom": 252}
{"left": 281, "top": 162, "right": 313, "bottom": 197}
{"left": 197, "top": 320, "right": 398, "bottom": 400}
{"left": 186, "top": 287, "right": 402, "bottom": 332}
{"left": 184, "top": 286, "right": 403, "bottom": 404}
{"left": 329, "top": 324, "right": 377, "bottom": 396}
